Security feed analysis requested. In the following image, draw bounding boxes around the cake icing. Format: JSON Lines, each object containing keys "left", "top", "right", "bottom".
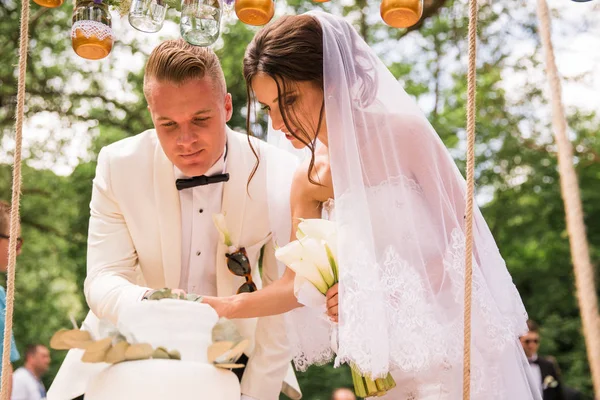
{"left": 84, "top": 299, "right": 241, "bottom": 400}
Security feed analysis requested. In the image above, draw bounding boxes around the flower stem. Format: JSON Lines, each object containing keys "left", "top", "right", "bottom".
{"left": 350, "top": 365, "right": 396, "bottom": 398}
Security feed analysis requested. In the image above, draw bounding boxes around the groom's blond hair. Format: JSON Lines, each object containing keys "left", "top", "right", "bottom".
{"left": 143, "top": 39, "right": 226, "bottom": 98}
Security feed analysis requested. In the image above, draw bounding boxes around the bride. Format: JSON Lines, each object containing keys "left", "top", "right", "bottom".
{"left": 204, "top": 11, "right": 541, "bottom": 399}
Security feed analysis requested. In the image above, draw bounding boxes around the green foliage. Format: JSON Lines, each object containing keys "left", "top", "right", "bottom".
{"left": 281, "top": 364, "right": 356, "bottom": 400}
{"left": 0, "top": 164, "right": 86, "bottom": 388}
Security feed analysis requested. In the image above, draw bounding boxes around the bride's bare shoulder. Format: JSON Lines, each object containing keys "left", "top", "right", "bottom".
{"left": 291, "top": 148, "right": 333, "bottom": 204}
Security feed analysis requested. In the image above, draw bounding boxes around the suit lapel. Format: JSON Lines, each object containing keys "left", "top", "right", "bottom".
{"left": 153, "top": 141, "right": 182, "bottom": 289}
{"left": 216, "top": 129, "right": 249, "bottom": 295}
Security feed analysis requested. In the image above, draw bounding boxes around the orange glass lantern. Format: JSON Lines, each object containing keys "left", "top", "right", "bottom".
{"left": 33, "top": 0, "right": 64, "bottom": 7}
{"left": 71, "top": 0, "right": 113, "bottom": 60}
{"left": 380, "top": 0, "right": 423, "bottom": 29}
{"left": 235, "top": 0, "right": 274, "bottom": 26}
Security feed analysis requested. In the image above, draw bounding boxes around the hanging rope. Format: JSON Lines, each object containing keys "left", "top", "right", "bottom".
{"left": 536, "top": 0, "right": 600, "bottom": 397}
{"left": 462, "top": 0, "right": 478, "bottom": 397}
{"left": 0, "top": 0, "right": 30, "bottom": 397}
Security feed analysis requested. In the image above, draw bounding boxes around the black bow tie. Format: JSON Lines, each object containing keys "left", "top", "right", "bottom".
{"left": 176, "top": 173, "right": 230, "bottom": 190}
{"left": 529, "top": 358, "right": 539, "bottom": 365}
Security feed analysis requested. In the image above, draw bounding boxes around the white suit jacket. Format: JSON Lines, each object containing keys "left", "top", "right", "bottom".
{"left": 47, "top": 128, "right": 301, "bottom": 400}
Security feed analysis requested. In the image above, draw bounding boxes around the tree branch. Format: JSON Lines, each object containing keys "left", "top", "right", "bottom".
{"left": 20, "top": 217, "right": 70, "bottom": 240}
{"left": 395, "top": 0, "right": 449, "bottom": 40}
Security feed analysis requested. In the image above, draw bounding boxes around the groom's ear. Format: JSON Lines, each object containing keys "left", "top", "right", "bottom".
{"left": 147, "top": 105, "right": 155, "bottom": 122}
{"left": 224, "top": 93, "right": 233, "bottom": 122}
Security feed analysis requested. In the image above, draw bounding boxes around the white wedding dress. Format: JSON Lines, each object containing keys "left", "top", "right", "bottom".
{"left": 312, "top": 177, "right": 539, "bottom": 400}
{"left": 267, "top": 11, "right": 540, "bottom": 400}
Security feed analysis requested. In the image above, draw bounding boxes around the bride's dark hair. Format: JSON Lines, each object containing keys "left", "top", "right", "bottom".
{"left": 243, "top": 15, "right": 377, "bottom": 183}
{"left": 243, "top": 14, "right": 378, "bottom": 183}
{"left": 243, "top": 15, "right": 324, "bottom": 183}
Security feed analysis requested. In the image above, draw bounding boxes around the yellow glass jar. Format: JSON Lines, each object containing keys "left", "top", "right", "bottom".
{"left": 71, "top": 0, "right": 113, "bottom": 60}
{"left": 235, "top": 0, "right": 274, "bottom": 26}
{"left": 380, "top": 0, "right": 423, "bottom": 29}
{"left": 33, "top": 0, "right": 64, "bottom": 8}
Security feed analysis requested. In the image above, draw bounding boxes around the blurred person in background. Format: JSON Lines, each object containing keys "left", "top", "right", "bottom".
{"left": 331, "top": 387, "right": 356, "bottom": 400}
{"left": 521, "top": 320, "right": 564, "bottom": 400}
{"left": 12, "top": 344, "right": 51, "bottom": 400}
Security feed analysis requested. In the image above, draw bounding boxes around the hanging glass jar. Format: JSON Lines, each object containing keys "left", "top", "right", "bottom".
{"left": 33, "top": 0, "right": 64, "bottom": 8}
{"left": 180, "top": 0, "right": 222, "bottom": 46}
{"left": 380, "top": 0, "right": 423, "bottom": 29}
{"left": 71, "top": 0, "right": 114, "bottom": 60}
{"left": 235, "top": 0, "right": 274, "bottom": 26}
{"left": 222, "top": 0, "right": 235, "bottom": 17}
{"left": 129, "top": 0, "right": 169, "bottom": 33}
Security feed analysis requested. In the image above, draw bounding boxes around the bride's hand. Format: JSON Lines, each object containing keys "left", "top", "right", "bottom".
{"left": 202, "top": 296, "right": 236, "bottom": 319}
{"left": 326, "top": 284, "right": 339, "bottom": 322}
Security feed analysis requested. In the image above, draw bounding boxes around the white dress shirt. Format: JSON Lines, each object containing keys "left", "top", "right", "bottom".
{"left": 176, "top": 149, "right": 227, "bottom": 296}
{"left": 12, "top": 367, "right": 46, "bottom": 400}
{"left": 175, "top": 148, "right": 259, "bottom": 400}
{"left": 528, "top": 354, "right": 543, "bottom": 394}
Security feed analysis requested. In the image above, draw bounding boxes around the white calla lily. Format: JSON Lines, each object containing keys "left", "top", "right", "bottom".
{"left": 275, "top": 239, "right": 306, "bottom": 266}
{"left": 287, "top": 260, "right": 329, "bottom": 295}
{"left": 324, "top": 243, "right": 338, "bottom": 282}
{"left": 297, "top": 219, "right": 336, "bottom": 242}
{"left": 212, "top": 213, "right": 232, "bottom": 246}
{"left": 276, "top": 218, "right": 340, "bottom": 298}
{"left": 298, "top": 237, "right": 335, "bottom": 287}
{"left": 294, "top": 276, "right": 327, "bottom": 310}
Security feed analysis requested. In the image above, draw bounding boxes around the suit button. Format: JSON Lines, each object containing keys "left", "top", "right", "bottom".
{"left": 199, "top": 209, "right": 204, "bottom": 213}
{"left": 196, "top": 251, "right": 201, "bottom": 256}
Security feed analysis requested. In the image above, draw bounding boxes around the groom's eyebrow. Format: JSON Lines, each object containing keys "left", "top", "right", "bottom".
{"left": 155, "top": 109, "right": 211, "bottom": 120}
{"left": 193, "top": 109, "right": 211, "bottom": 115}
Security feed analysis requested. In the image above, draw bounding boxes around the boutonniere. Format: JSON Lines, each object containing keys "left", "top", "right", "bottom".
{"left": 212, "top": 213, "right": 237, "bottom": 253}
{"left": 543, "top": 375, "right": 559, "bottom": 389}
{"left": 213, "top": 213, "right": 257, "bottom": 294}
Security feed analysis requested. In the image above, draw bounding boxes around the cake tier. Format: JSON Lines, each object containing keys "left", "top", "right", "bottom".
{"left": 85, "top": 359, "right": 240, "bottom": 400}
{"left": 117, "top": 299, "right": 218, "bottom": 363}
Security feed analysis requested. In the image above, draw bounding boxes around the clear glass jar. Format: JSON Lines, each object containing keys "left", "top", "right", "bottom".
{"left": 234, "top": 0, "right": 274, "bottom": 26}
{"left": 180, "top": 0, "right": 222, "bottom": 47}
{"left": 380, "top": 0, "right": 423, "bottom": 29}
{"left": 71, "top": 0, "right": 114, "bottom": 60}
{"left": 129, "top": 0, "right": 168, "bottom": 33}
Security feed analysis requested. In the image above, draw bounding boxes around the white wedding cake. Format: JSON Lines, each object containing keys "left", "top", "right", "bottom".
{"left": 84, "top": 299, "right": 241, "bottom": 400}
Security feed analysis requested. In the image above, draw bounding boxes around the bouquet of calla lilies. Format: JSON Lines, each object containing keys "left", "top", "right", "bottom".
{"left": 275, "top": 219, "right": 396, "bottom": 398}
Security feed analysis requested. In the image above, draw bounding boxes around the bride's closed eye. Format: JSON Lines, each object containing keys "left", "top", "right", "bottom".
{"left": 283, "top": 95, "right": 297, "bottom": 106}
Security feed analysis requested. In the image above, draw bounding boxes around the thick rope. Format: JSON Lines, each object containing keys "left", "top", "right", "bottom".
{"left": 463, "top": 0, "right": 479, "bottom": 397}
{"left": 0, "top": 0, "right": 30, "bottom": 397}
{"left": 536, "top": 0, "right": 600, "bottom": 397}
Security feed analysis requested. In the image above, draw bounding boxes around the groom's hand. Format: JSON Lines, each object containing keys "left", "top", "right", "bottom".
{"left": 326, "top": 284, "right": 339, "bottom": 323}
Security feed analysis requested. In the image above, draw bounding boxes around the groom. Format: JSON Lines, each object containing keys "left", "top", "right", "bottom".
{"left": 47, "top": 39, "right": 300, "bottom": 400}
